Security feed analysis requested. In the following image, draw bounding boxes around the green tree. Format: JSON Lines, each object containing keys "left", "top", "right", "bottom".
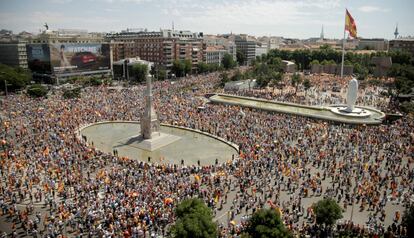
{"left": 400, "top": 101, "right": 414, "bottom": 114}
{"left": 0, "top": 64, "right": 31, "bottom": 92}
{"left": 310, "top": 59, "right": 320, "bottom": 66}
{"left": 222, "top": 53, "right": 236, "bottom": 69}
{"left": 237, "top": 50, "right": 246, "bottom": 66}
{"left": 402, "top": 204, "right": 414, "bottom": 237}
{"left": 88, "top": 76, "right": 103, "bottom": 86}
{"left": 291, "top": 73, "right": 302, "bottom": 95}
{"left": 220, "top": 72, "right": 229, "bottom": 86}
{"left": 256, "top": 75, "right": 271, "bottom": 88}
{"left": 172, "top": 60, "right": 185, "bottom": 77}
{"left": 62, "top": 87, "right": 81, "bottom": 99}
{"left": 231, "top": 70, "right": 243, "bottom": 81}
{"left": 244, "top": 208, "right": 292, "bottom": 238}
{"left": 184, "top": 59, "right": 192, "bottom": 75}
{"left": 150, "top": 65, "right": 167, "bottom": 80}
{"left": 312, "top": 198, "right": 343, "bottom": 237}
{"left": 170, "top": 198, "right": 217, "bottom": 238}
{"left": 303, "top": 78, "right": 311, "bottom": 95}
{"left": 27, "top": 84, "right": 48, "bottom": 98}
{"left": 197, "top": 62, "right": 209, "bottom": 74}
{"left": 130, "top": 63, "right": 148, "bottom": 82}
{"left": 156, "top": 68, "right": 167, "bottom": 80}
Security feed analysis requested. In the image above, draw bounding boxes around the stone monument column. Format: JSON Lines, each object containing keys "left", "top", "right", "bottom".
{"left": 141, "top": 76, "right": 160, "bottom": 139}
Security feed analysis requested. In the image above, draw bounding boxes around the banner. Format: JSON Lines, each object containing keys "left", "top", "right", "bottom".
{"left": 27, "top": 44, "right": 52, "bottom": 74}
{"left": 49, "top": 43, "right": 110, "bottom": 74}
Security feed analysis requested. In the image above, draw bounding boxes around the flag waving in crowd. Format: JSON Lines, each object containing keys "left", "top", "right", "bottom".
{"left": 341, "top": 8, "right": 357, "bottom": 77}
{"left": 345, "top": 9, "right": 357, "bottom": 38}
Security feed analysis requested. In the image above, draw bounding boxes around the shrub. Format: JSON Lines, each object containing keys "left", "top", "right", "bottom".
{"left": 27, "top": 84, "right": 48, "bottom": 98}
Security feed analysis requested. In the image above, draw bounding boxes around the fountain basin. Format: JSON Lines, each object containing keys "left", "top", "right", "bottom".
{"left": 209, "top": 94, "right": 385, "bottom": 125}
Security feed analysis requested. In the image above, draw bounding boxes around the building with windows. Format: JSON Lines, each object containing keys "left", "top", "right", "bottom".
{"left": 0, "top": 31, "right": 29, "bottom": 69}
{"left": 231, "top": 34, "right": 256, "bottom": 65}
{"left": 106, "top": 29, "right": 203, "bottom": 71}
{"left": 28, "top": 29, "right": 105, "bottom": 44}
{"left": 113, "top": 57, "right": 153, "bottom": 80}
{"left": 24, "top": 29, "right": 111, "bottom": 81}
{"left": 357, "top": 38, "right": 388, "bottom": 51}
{"left": 257, "top": 36, "right": 283, "bottom": 50}
{"left": 204, "top": 46, "right": 227, "bottom": 65}
{"left": 389, "top": 37, "right": 414, "bottom": 55}
{"left": 255, "top": 42, "right": 268, "bottom": 57}
{"left": 203, "top": 35, "right": 236, "bottom": 61}
{"left": 0, "top": 39, "right": 28, "bottom": 69}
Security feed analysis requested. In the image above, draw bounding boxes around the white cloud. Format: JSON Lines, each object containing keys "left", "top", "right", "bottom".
{"left": 162, "top": 0, "right": 342, "bottom": 36}
{"left": 358, "top": 5, "right": 389, "bottom": 13}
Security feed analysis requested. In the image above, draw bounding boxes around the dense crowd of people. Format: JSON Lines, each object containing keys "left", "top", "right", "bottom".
{"left": 0, "top": 71, "right": 413, "bottom": 237}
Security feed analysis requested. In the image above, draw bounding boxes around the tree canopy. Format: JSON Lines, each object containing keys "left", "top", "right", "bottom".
{"left": 312, "top": 198, "right": 343, "bottom": 227}
{"left": 236, "top": 50, "right": 246, "bottom": 66}
{"left": 244, "top": 208, "right": 293, "bottom": 238}
{"left": 27, "top": 84, "right": 48, "bottom": 98}
{"left": 222, "top": 53, "right": 236, "bottom": 69}
{"left": 402, "top": 203, "right": 414, "bottom": 237}
{"left": 172, "top": 60, "right": 192, "bottom": 77}
{"left": 170, "top": 198, "right": 217, "bottom": 238}
{"left": 0, "top": 64, "right": 31, "bottom": 92}
{"left": 130, "top": 63, "right": 148, "bottom": 83}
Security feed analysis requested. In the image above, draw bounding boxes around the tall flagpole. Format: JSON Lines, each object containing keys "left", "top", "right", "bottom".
{"left": 340, "top": 9, "right": 346, "bottom": 78}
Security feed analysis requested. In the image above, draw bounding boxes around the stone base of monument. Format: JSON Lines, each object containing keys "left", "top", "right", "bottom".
{"left": 117, "top": 133, "right": 181, "bottom": 152}
{"left": 329, "top": 106, "right": 372, "bottom": 118}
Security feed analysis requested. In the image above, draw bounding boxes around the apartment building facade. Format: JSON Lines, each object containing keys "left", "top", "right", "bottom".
{"left": 106, "top": 29, "right": 203, "bottom": 71}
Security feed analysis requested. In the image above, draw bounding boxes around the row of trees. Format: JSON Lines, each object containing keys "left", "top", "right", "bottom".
{"left": 171, "top": 53, "right": 237, "bottom": 77}
{"left": 0, "top": 64, "right": 31, "bottom": 92}
{"left": 172, "top": 197, "right": 414, "bottom": 238}
{"left": 220, "top": 56, "right": 285, "bottom": 88}
{"left": 265, "top": 45, "right": 413, "bottom": 72}
{"left": 170, "top": 198, "right": 346, "bottom": 238}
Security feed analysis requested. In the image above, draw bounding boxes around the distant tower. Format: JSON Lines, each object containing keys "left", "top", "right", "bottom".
{"left": 394, "top": 23, "right": 399, "bottom": 39}
{"left": 320, "top": 25, "right": 324, "bottom": 40}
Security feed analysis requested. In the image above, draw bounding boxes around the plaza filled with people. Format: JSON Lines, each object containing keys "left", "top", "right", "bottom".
{"left": 0, "top": 71, "right": 413, "bottom": 237}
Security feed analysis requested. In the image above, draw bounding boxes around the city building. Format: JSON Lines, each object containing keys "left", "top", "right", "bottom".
{"left": 22, "top": 29, "right": 111, "bottom": 80}
{"left": 231, "top": 34, "right": 256, "bottom": 65}
{"left": 389, "top": 37, "right": 414, "bottom": 55}
{"left": 203, "top": 35, "right": 236, "bottom": 61}
{"left": 311, "top": 64, "right": 353, "bottom": 75}
{"left": 204, "top": 46, "right": 227, "bottom": 65}
{"left": 113, "top": 57, "right": 153, "bottom": 80}
{"left": 106, "top": 29, "right": 203, "bottom": 71}
{"left": 255, "top": 42, "right": 268, "bottom": 57}
{"left": 357, "top": 38, "right": 388, "bottom": 51}
{"left": 371, "top": 56, "right": 392, "bottom": 78}
{"left": 257, "top": 36, "right": 283, "bottom": 50}
{"left": 0, "top": 39, "right": 28, "bottom": 69}
{"left": 28, "top": 29, "right": 105, "bottom": 44}
{"left": 0, "top": 30, "right": 30, "bottom": 69}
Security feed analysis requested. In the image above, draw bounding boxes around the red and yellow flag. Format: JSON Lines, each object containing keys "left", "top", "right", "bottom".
{"left": 345, "top": 9, "right": 357, "bottom": 38}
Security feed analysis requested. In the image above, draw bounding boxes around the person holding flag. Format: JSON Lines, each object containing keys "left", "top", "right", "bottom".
{"left": 341, "top": 9, "right": 357, "bottom": 78}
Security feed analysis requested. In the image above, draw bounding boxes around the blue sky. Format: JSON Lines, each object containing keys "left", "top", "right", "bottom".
{"left": 0, "top": 0, "right": 413, "bottom": 39}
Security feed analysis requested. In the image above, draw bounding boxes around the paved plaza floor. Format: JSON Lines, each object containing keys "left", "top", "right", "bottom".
{"left": 80, "top": 122, "right": 238, "bottom": 166}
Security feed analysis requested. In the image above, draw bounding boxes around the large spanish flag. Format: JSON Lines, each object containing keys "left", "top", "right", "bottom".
{"left": 345, "top": 9, "right": 357, "bottom": 38}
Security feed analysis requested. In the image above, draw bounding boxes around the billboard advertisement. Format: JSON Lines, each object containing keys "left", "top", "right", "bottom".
{"left": 49, "top": 43, "right": 110, "bottom": 74}
{"left": 26, "top": 44, "right": 52, "bottom": 74}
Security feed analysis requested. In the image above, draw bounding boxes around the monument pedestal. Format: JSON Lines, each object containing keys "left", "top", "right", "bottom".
{"left": 132, "top": 133, "right": 181, "bottom": 151}
{"left": 135, "top": 75, "right": 181, "bottom": 152}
